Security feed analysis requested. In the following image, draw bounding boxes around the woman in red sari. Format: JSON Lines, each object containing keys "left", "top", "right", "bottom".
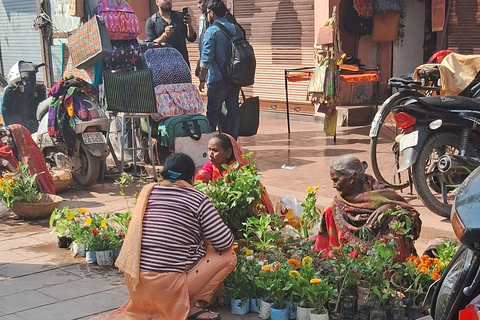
{"left": 315, "top": 154, "right": 421, "bottom": 261}
{"left": 0, "top": 125, "right": 55, "bottom": 194}
{"left": 195, "top": 133, "right": 274, "bottom": 214}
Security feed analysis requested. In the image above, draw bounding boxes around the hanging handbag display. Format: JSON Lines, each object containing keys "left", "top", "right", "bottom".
{"left": 103, "top": 39, "right": 144, "bottom": 71}
{"left": 103, "top": 69, "right": 156, "bottom": 113}
{"left": 238, "top": 90, "right": 260, "bottom": 137}
{"left": 152, "top": 83, "right": 205, "bottom": 120}
{"left": 344, "top": 6, "right": 373, "bottom": 36}
{"left": 94, "top": 0, "right": 142, "bottom": 41}
{"left": 157, "top": 114, "right": 211, "bottom": 149}
{"left": 68, "top": 15, "right": 113, "bottom": 69}
{"left": 61, "top": 43, "right": 102, "bottom": 85}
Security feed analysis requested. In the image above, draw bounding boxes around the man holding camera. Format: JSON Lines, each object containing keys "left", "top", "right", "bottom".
{"left": 146, "top": 0, "right": 197, "bottom": 67}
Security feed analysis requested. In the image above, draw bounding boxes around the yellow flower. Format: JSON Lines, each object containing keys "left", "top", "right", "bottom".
{"left": 314, "top": 186, "right": 319, "bottom": 190}
{"left": 302, "top": 256, "right": 313, "bottom": 267}
{"left": 306, "top": 186, "right": 313, "bottom": 193}
{"left": 101, "top": 220, "right": 107, "bottom": 228}
{"left": 289, "top": 270, "right": 300, "bottom": 278}
{"left": 288, "top": 258, "right": 301, "bottom": 270}
{"left": 5, "top": 185, "right": 10, "bottom": 194}
{"left": 262, "top": 265, "right": 273, "bottom": 272}
{"left": 245, "top": 249, "right": 253, "bottom": 256}
{"left": 78, "top": 208, "right": 87, "bottom": 214}
{"left": 67, "top": 213, "right": 74, "bottom": 221}
{"left": 310, "top": 278, "right": 322, "bottom": 284}
{"left": 86, "top": 217, "right": 92, "bottom": 226}
{"left": 232, "top": 244, "right": 238, "bottom": 250}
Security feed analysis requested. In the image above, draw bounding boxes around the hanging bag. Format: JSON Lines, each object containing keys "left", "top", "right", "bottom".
{"left": 94, "top": 0, "right": 142, "bottom": 41}
{"left": 238, "top": 90, "right": 260, "bottom": 137}
{"left": 344, "top": 6, "right": 373, "bottom": 36}
{"left": 68, "top": 15, "right": 113, "bottom": 69}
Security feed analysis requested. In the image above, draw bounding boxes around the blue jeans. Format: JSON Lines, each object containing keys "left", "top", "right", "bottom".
{"left": 206, "top": 80, "right": 240, "bottom": 139}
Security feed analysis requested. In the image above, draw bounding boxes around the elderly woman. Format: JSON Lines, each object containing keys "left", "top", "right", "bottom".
{"left": 92, "top": 153, "right": 236, "bottom": 320}
{"left": 315, "top": 154, "right": 421, "bottom": 261}
{"left": 195, "top": 133, "right": 274, "bottom": 214}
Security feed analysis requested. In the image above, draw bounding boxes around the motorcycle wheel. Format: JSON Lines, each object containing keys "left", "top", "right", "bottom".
{"left": 370, "top": 90, "right": 423, "bottom": 189}
{"left": 431, "top": 245, "right": 480, "bottom": 320}
{"left": 412, "top": 132, "right": 475, "bottom": 217}
{"left": 73, "top": 143, "right": 100, "bottom": 187}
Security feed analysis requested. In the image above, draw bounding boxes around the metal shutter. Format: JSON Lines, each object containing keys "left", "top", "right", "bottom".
{"left": 0, "top": 0, "right": 44, "bottom": 81}
{"left": 447, "top": 0, "right": 480, "bottom": 54}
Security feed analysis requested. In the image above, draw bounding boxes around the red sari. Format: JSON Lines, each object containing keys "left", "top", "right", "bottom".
{"left": 195, "top": 134, "right": 274, "bottom": 214}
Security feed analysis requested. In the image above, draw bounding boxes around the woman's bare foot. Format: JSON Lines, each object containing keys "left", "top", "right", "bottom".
{"left": 187, "top": 306, "right": 219, "bottom": 320}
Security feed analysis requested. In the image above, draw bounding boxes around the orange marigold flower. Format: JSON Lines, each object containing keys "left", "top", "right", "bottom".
{"left": 405, "top": 255, "right": 417, "bottom": 262}
{"left": 289, "top": 270, "right": 300, "bottom": 278}
{"left": 273, "top": 263, "right": 280, "bottom": 272}
{"left": 421, "top": 267, "right": 429, "bottom": 275}
{"left": 421, "top": 255, "right": 430, "bottom": 261}
{"left": 288, "top": 259, "right": 301, "bottom": 270}
{"left": 262, "top": 265, "right": 273, "bottom": 272}
{"left": 231, "top": 244, "right": 238, "bottom": 250}
{"left": 432, "top": 272, "right": 441, "bottom": 281}
{"left": 414, "top": 257, "right": 421, "bottom": 265}
{"left": 310, "top": 279, "right": 322, "bottom": 284}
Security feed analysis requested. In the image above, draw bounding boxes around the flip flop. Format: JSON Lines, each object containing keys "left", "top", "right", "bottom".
{"left": 187, "top": 309, "right": 221, "bottom": 320}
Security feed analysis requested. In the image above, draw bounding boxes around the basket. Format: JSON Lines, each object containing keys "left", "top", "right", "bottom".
{"left": 10, "top": 194, "right": 64, "bottom": 219}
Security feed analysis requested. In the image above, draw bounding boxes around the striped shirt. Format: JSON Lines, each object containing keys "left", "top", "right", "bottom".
{"left": 139, "top": 185, "right": 234, "bottom": 273}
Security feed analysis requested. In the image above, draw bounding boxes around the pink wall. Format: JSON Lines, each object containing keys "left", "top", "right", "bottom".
{"left": 130, "top": 0, "right": 151, "bottom": 40}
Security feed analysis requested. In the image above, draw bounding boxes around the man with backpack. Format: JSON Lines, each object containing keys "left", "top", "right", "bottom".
{"left": 198, "top": 0, "right": 241, "bottom": 139}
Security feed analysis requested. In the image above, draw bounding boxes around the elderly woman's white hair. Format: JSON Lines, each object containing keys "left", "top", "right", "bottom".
{"left": 329, "top": 154, "right": 368, "bottom": 184}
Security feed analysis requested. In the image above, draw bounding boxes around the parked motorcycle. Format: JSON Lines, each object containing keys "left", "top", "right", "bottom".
{"left": 0, "top": 61, "right": 109, "bottom": 187}
{"left": 427, "top": 166, "right": 480, "bottom": 320}
{"left": 392, "top": 82, "right": 480, "bottom": 217}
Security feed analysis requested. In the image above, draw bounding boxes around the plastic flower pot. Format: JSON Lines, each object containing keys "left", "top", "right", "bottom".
{"left": 308, "top": 310, "right": 328, "bottom": 320}
{"left": 85, "top": 250, "right": 97, "bottom": 264}
{"left": 72, "top": 241, "right": 86, "bottom": 257}
{"left": 250, "top": 298, "right": 261, "bottom": 313}
{"left": 57, "top": 236, "right": 72, "bottom": 249}
{"left": 259, "top": 300, "right": 272, "bottom": 320}
{"left": 285, "top": 299, "right": 299, "bottom": 319}
{"left": 231, "top": 299, "right": 249, "bottom": 315}
{"left": 270, "top": 303, "right": 289, "bottom": 320}
{"left": 296, "top": 306, "right": 314, "bottom": 320}
{"left": 96, "top": 250, "right": 114, "bottom": 266}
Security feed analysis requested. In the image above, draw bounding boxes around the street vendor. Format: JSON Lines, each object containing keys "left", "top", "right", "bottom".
{"left": 315, "top": 154, "right": 421, "bottom": 261}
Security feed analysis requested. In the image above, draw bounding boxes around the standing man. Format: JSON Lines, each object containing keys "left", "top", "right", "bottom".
{"left": 146, "top": 0, "right": 197, "bottom": 67}
{"left": 198, "top": 0, "right": 241, "bottom": 139}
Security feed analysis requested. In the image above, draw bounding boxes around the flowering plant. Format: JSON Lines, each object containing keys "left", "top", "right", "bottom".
{"left": 224, "top": 254, "right": 255, "bottom": 305}
{"left": 0, "top": 162, "right": 42, "bottom": 208}
{"left": 298, "top": 186, "right": 321, "bottom": 239}
{"left": 254, "top": 261, "right": 289, "bottom": 307}
{"left": 286, "top": 256, "right": 318, "bottom": 307}
{"left": 305, "top": 277, "right": 336, "bottom": 314}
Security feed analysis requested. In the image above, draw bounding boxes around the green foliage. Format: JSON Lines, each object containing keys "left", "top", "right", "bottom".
{"left": 241, "top": 213, "right": 283, "bottom": 253}
{"left": 195, "top": 153, "right": 264, "bottom": 232}
{"left": 225, "top": 255, "right": 258, "bottom": 304}
{"left": 298, "top": 186, "right": 321, "bottom": 239}
{"left": 49, "top": 206, "right": 72, "bottom": 237}
{"left": 254, "top": 262, "right": 290, "bottom": 306}
{"left": 305, "top": 278, "right": 336, "bottom": 314}
{"left": 436, "top": 238, "right": 458, "bottom": 266}
{"left": 0, "top": 162, "right": 41, "bottom": 208}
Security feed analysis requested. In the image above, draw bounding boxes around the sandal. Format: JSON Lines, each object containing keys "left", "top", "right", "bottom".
{"left": 187, "top": 309, "right": 221, "bottom": 320}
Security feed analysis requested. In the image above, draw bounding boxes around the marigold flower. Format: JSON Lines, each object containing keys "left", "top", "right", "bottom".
{"left": 5, "top": 185, "right": 10, "bottom": 194}
{"left": 101, "top": 219, "right": 107, "bottom": 228}
{"left": 262, "top": 265, "right": 272, "bottom": 272}
{"left": 67, "top": 214, "right": 74, "bottom": 221}
{"left": 302, "top": 256, "right": 313, "bottom": 267}
{"left": 78, "top": 208, "right": 87, "bottom": 214}
{"left": 288, "top": 258, "right": 301, "bottom": 270}
{"left": 103, "top": 233, "right": 108, "bottom": 240}
{"left": 310, "top": 278, "right": 322, "bottom": 284}
{"left": 314, "top": 186, "right": 319, "bottom": 191}
{"left": 421, "top": 254, "right": 430, "bottom": 261}
{"left": 91, "top": 229, "right": 99, "bottom": 236}
{"left": 432, "top": 272, "right": 441, "bottom": 281}
{"left": 245, "top": 249, "right": 253, "bottom": 256}
{"left": 273, "top": 263, "right": 280, "bottom": 272}
{"left": 306, "top": 187, "right": 313, "bottom": 193}
{"left": 231, "top": 244, "right": 238, "bottom": 250}
{"left": 86, "top": 217, "right": 92, "bottom": 226}
{"left": 289, "top": 270, "right": 300, "bottom": 278}
{"left": 405, "top": 255, "right": 417, "bottom": 262}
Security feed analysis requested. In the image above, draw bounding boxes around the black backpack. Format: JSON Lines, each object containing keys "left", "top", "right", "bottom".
{"left": 214, "top": 22, "right": 256, "bottom": 87}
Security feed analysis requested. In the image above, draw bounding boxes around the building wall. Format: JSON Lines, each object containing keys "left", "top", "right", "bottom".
{"left": 0, "top": 0, "right": 43, "bottom": 81}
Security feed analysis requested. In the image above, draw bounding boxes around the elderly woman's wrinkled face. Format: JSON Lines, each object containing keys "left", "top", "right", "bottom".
{"left": 208, "top": 138, "right": 232, "bottom": 167}
{"left": 330, "top": 170, "right": 353, "bottom": 196}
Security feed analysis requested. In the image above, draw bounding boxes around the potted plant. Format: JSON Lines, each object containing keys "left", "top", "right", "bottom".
{"left": 287, "top": 256, "right": 316, "bottom": 320}
{"left": 49, "top": 206, "right": 73, "bottom": 248}
{"left": 305, "top": 277, "right": 335, "bottom": 320}
{"left": 66, "top": 207, "right": 89, "bottom": 257}
{"left": 241, "top": 213, "right": 283, "bottom": 254}
{"left": 224, "top": 255, "right": 252, "bottom": 315}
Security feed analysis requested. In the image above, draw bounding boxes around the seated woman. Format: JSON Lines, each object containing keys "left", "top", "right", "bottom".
{"left": 92, "top": 153, "right": 236, "bottom": 320}
{"left": 0, "top": 125, "right": 55, "bottom": 194}
{"left": 195, "top": 133, "right": 274, "bottom": 214}
{"left": 315, "top": 154, "right": 421, "bottom": 261}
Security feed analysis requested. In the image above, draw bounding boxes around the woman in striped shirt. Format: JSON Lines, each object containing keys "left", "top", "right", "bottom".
{"left": 93, "top": 153, "right": 236, "bottom": 320}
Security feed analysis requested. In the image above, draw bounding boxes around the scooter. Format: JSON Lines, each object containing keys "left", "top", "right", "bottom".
{"left": 391, "top": 82, "right": 480, "bottom": 218}
{"left": 0, "top": 61, "right": 109, "bottom": 187}
{"left": 427, "top": 166, "right": 480, "bottom": 320}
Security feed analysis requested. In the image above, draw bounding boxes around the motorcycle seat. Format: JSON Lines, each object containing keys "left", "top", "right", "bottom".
{"left": 419, "top": 95, "right": 480, "bottom": 111}
{"left": 388, "top": 77, "right": 422, "bottom": 88}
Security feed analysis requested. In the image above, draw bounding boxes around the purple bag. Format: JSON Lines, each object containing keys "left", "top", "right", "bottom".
{"left": 103, "top": 39, "right": 144, "bottom": 71}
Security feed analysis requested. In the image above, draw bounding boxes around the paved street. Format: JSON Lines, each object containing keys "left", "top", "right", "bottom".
{"left": 0, "top": 114, "right": 448, "bottom": 319}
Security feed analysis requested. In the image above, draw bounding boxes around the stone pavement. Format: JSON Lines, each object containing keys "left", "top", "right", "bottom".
{"left": 0, "top": 114, "right": 447, "bottom": 319}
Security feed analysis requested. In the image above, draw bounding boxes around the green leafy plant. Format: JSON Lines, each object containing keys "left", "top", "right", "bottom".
{"left": 287, "top": 256, "right": 318, "bottom": 308}
{"left": 298, "top": 186, "right": 321, "bottom": 239}
{"left": 254, "top": 261, "right": 290, "bottom": 307}
{"left": 49, "top": 206, "right": 72, "bottom": 237}
{"left": 305, "top": 277, "right": 336, "bottom": 314}
{"left": 195, "top": 153, "right": 264, "bottom": 233}
{"left": 241, "top": 213, "right": 283, "bottom": 253}
{"left": 0, "top": 162, "right": 42, "bottom": 208}
{"left": 224, "top": 255, "right": 253, "bottom": 306}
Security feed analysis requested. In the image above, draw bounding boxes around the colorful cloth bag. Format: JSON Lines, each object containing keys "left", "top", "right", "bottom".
{"left": 68, "top": 15, "right": 112, "bottom": 69}
{"left": 103, "top": 39, "right": 144, "bottom": 71}
{"left": 151, "top": 83, "right": 205, "bottom": 120}
{"left": 94, "top": 0, "right": 142, "bottom": 41}
{"left": 61, "top": 43, "right": 102, "bottom": 85}
{"left": 143, "top": 47, "right": 192, "bottom": 86}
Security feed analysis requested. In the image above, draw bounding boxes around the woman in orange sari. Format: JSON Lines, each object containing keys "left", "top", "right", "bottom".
{"left": 195, "top": 133, "right": 274, "bottom": 214}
